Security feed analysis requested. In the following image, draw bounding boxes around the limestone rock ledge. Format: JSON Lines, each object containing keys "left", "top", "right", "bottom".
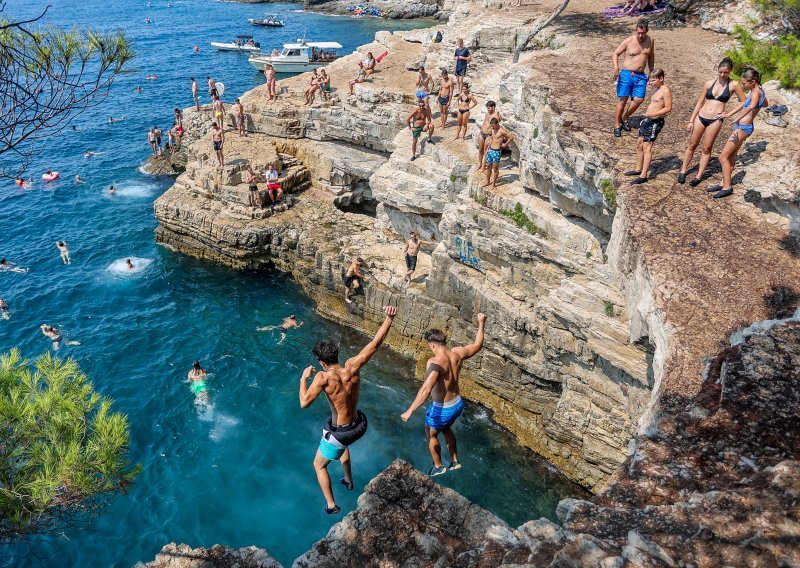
{"left": 139, "top": 316, "right": 800, "bottom": 567}
{"left": 134, "top": 543, "right": 281, "bottom": 568}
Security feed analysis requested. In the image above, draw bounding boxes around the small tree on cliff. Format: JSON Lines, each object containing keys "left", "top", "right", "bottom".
{"left": 0, "top": 350, "right": 140, "bottom": 544}
{"left": 0, "top": 1, "right": 133, "bottom": 179}
{"left": 512, "top": 0, "right": 572, "bottom": 63}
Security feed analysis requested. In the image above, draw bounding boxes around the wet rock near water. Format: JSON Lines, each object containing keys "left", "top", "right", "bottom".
{"left": 142, "top": 150, "right": 189, "bottom": 176}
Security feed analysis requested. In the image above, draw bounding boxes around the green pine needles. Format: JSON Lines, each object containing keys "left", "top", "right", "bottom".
{"left": 726, "top": 25, "right": 800, "bottom": 89}
{"left": 0, "top": 350, "right": 139, "bottom": 544}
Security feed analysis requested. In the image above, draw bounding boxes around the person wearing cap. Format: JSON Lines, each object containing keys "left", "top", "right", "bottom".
{"left": 477, "top": 100, "right": 503, "bottom": 171}
{"left": 343, "top": 258, "right": 369, "bottom": 304}
{"left": 482, "top": 117, "right": 514, "bottom": 190}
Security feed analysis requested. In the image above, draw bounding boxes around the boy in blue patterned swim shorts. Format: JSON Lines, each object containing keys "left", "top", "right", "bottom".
{"left": 401, "top": 313, "right": 487, "bottom": 477}
{"left": 612, "top": 18, "right": 655, "bottom": 137}
{"left": 300, "top": 306, "right": 397, "bottom": 514}
{"left": 481, "top": 118, "right": 514, "bottom": 191}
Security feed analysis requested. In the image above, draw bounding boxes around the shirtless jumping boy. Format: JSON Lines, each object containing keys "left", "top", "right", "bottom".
{"left": 300, "top": 306, "right": 397, "bottom": 514}
{"left": 612, "top": 18, "right": 655, "bottom": 137}
{"left": 401, "top": 313, "right": 486, "bottom": 476}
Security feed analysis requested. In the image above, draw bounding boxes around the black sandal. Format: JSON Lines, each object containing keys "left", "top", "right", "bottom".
{"left": 325, "top": 504, "right": 341, "bottom": 515}
{"left": 340, "top": 478, "right": 354, "bottom": 490}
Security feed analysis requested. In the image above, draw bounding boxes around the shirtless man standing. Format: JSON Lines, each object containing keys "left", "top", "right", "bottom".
{"left": 191, "top": 77, "right": 200, "bottom": 111}
{"left": 207, "top": 76, "right": 218, "bottom": 98}
{"left": 415, "top": 65, "right": 433, "bottom": 108}
{"left": 401, "top": 313, "right": 486, "bottom": 476}
{"left": 245, "top": 164, "right": 262, "bottom": 208}
{"left": 482, "top": 118, "right": 514, "bottom": 190}
{"left": 477, "top": 101, "right": 502, "bottom": 172}
{"left": 235, "top": 99, "right": 245, "bottom": 136}
{"left": 343, "top": 258, "right": 368, "bottom": 304}
{"left": 300, "top": 305, "right": 397, "bottom": 514}
{"left": 612, "top": 18, "right": 655, "bottom": 137}
{"left": 264, "top": 64, "right": 277, "bottom": 101}
{"left": 437, "top": 70, "right": 454, "bottom": 128}
{"left": 626, "top": 69, "right": 672, "bottom": 185}
{"left": 402, "top": 231, "right": 433, "bottom": 284}
{"left": 212, "top": 96, "right": 225, "bottom": 131}
{"left": 407, "top": 100, "right": 434, "bottom": 161}
{"left": 211, "top": 122, "right": 225, "bottom": 168}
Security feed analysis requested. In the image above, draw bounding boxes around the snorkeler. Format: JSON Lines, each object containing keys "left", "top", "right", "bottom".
{"left": 187, "top": 360, "right": 209, "bottom": 405}
{"left": 257, "top": 314, "right": 303, "bottom": 344}
{"left": 126, "top": 258, "right": 134, "bottom": 270}
{"left": 0, "top": 298, "right": 9, "bottom": 320}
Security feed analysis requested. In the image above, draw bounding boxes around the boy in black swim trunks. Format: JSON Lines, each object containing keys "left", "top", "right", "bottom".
{"left": 343, "top": 258, "right": 368, "bottom": 303}
{"left": 245, "top": 164, "right": 261, "bottom": 208}
{"left": 625, "top": 69, "right": 672, "bottom": 185}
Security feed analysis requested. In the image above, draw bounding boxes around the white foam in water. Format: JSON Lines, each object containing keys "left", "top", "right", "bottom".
{"left": 107, "top": 257, "right": 153, "bottom": 277}
{"left": 115, "top": 182, "right": 155, "bottom": 197}
{"left": 209, "top": 412, "right": 241, "bottom": 441}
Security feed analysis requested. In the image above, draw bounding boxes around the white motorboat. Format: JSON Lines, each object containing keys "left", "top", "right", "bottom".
{"left": 248, "top": 14, "right": 284, "bottom": 27}
{"left": 248, "top": 40, "right": 342, "bottom": 73}
{"left": 211, "top": 35, "right": 261, "bottom": 53}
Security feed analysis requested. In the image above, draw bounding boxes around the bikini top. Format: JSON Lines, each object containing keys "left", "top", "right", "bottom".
{"left": 459, "top": 94, "right": 470, "bottom": 104}
{"left": 744, "top": 88, "right": 766, "bottom": 109}
{"left": 705, "top": 79, "right": 730, "bottom": 103}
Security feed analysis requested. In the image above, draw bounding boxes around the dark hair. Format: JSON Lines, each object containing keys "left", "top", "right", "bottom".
{"left": 193, "top": 360, "right": 201, "bottom": 370}
{"left": 424, "top": 329, "right": 447, "bottom": 344}
{"left": 289, "top": 314, "right": 296, "bottom": 319}
{"left": 490, "top": 117, "right": 499, "bottom": 124}
{"left": 190, "top": 77, "right": 195, "bottom": 81}
{"left": 206, "top": 76, "right": 210, "bottom": 79}
{"left": 212, "top": 122, "right": 218, "bottom": 128}
{"left": 356, "top": 257, "right": 364, "bottom": 263}
{"left": 636, "top": 18, "right": 649, "bottom": 31}
{"left": 236, "top": 98, "right": 240, "bottom": 103}
{"left": 718, "top": 57, "right": 734, "bottom": 70}
{"left": 741, "top": 66, "right": 761, "bottom": 84}
{"left": 313, "top": 340, "right": 339, "bottom": 364}
{"left": 486, "top": 100, "right": 496, "bottom": 107}
{"left": 651, "top": 68, "right": 665, "bottom": 79}
{"left": 442, "top": 70, "right": 448, "bottom": 75}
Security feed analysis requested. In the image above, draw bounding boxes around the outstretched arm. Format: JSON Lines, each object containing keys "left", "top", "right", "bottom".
{"left": 299, "top": 366, "right": 325, "bottom": 408}
{"left": 401, "top": 362, "right": 442, "bottom": 421}
{"left": 346, "top": 306, "right": 397, "bottom": 371}
{"left": 453, "top": 313, "right": 487, "bottom": 360}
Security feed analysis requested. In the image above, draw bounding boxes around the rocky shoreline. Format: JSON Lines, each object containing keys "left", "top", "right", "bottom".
{"left": 148, "top": 0, "right": 800, "bottom": 564}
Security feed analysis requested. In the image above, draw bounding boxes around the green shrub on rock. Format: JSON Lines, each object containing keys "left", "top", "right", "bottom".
{"left": 726, "top": 26, "right": 800, "bottom": 89}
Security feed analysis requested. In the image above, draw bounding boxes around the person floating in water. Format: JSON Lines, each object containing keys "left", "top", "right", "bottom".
{"left": 0, "top": 298, "right": 9, "bottom": 320}
{"left": 401, "top": 313, "right": 486, "bottom": 476}
{"left": 84, "top": 150, "right": 104, "bottom": 158}
{"left": 56, "top": 241, "right": 71, "bottom": 265}
{"left": 187, "top": 360, "right": 209, "bottom": 405}
{"left": 75, "top": 175, "right": 86, "bottom": 184}
{"left": 343, "top": 257, "right": 367, "bottom": 304}
{"left": 108, "top": 185, "right": 116, "bottom": 194}
{"left": 126, "top": 258, "right": 134, "bottom": 270}
{"left": 0, "top": 257, "right": 28, "bottom": 273}
{"left": 15, "top": 178, "right": 32, "bottom": 189}
{"left": 300, "top": 305, "right": 398, "bottom": 514}
{"left": 40, "top": 324, "right": 62, "bottom": 350}
{"left": 108, "top": 116, "right": 125, "bottom": 123}
{"left": 257, "top": 314, "right": 303, "bottom": 344}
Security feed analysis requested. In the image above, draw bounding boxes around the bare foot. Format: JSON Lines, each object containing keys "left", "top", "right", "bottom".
{"left": 345, "top": 298, "right": 352, "bottom": 304}
{"left": 481, "top": 182, "right": 492, "bottom": 188}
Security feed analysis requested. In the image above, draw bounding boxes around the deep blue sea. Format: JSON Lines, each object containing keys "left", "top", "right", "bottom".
{"left": 1, "top": 1, "right": 585, "bottom": 566}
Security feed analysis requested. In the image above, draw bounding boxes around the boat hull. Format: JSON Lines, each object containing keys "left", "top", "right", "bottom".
{"left": 247, "top": 58, "right": 332, "bottom": 73}
{"left": 211, "top": 42, "right": 261, "bottom": 53}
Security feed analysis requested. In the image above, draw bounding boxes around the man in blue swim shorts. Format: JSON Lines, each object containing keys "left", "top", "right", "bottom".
{"left": 481, "top": 118, "right": 514, "bottom": 191}
{"left": 299, "top": 306, "right": 397, "bottom": 514}
{"left": 401, "top": 313, "right": 487, "bottom": 477}
{"left": 612, "top": 18, "right": 655, "bottom": 137}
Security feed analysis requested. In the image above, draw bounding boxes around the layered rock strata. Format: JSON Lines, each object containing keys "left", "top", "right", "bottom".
{"left": 154, "top": 0, "right": 800, "bottom": 497}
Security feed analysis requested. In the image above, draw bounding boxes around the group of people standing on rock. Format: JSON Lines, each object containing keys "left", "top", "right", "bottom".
{"left": 613, "top": 18, "right": 769, "bottom": 199}
{"left": 299, "top": 305, "right": 487, "bottom": 514}
{"left": 406, "top": 38, "right": 515, "bottom": 191}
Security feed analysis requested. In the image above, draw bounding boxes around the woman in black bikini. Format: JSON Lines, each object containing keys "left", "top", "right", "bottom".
{"left": 678, "top": 57, "right": 745, "bottom": 186}
{"left": 454, "top": 84, "right": 478, "bottom": 141}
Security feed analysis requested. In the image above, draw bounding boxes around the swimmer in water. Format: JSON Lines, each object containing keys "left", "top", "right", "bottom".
{"left": 0, "top": 257, "right": 28, "bottom": 273}
{"left": 40, "top": 324, "right": 64, "bottom": 351}
{"left": 84, "top": 150, "right": 103, "bottom": 159}
{"left": 257, "top": 314, "right": 303, "bottom": 344}
{"left": 15, "top": 178, "right": 32, "bottom": 189}
{"left": 108, "top": 185, "right": 116, "bottom": 194}
{"left": 187, "top": 360, "right": 209, "bottom": 405}
{"left": 56, "top": 241, "right": 71, "bottom": 265}
{"left": 0, "top": 298, "right": 9, "bottom": 320}
{"left": 108, "top": 116, "right": 125, "bottom": 123}
{"left": 135, "top": 86, "right": 144, "bottom": 93}
{"left": 75, "top": 175, "right": 86, "bottom": 184}
{"left": 126, "top": 259, "right": 134, "bottom": 270}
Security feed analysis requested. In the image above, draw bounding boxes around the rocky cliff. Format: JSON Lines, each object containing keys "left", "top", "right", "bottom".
{"left": 138, "top": 314, "right": 800, "bottom": 566}
{"left": 153, "top": 0, "right": 799, "bottom": 494}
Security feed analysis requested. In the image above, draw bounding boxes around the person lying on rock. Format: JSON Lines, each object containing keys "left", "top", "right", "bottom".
{"left": 343, "top": 257, "right": 368, "bottom": 304}
{"left": 401, "top": 313, "right": 486, "bottom": 477}
{"left": 299, "top": 306, "right": 397, "bottom": 514}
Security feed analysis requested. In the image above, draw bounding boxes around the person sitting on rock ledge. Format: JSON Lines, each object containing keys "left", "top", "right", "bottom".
{"left": 262, "top": 163, "right": 283, "bottom": 212}
{"left": 305, "top": 69, "right": 321, "bottom": 105}
{"left": 343, "top": 258, "right": 368, "bottom": 304}
{"left": 363, "top": 52, "right": 376, "bottom": 77}
{"left": 349, "top": 62, "right": 367, "bottom": 96}
{"left": 625, "top": 68, "right": 672, "bottom": 185}
{"left": 299, "top": 306, "right": 397, "bottom": 514}
{"left": 401, "top": 313, "right": 487, "bottom": 477}
{"left": 407, "top": 99, "right": 434, "bottom": 161}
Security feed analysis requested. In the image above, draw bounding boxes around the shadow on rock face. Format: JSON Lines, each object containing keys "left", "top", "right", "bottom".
{"left": 764, "top": 285, "right": 800, "bottom": 319}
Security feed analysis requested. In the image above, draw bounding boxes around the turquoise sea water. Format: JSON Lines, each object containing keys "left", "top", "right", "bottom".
{"left": 1, "top": 1, "right": 586, "bottom": 566}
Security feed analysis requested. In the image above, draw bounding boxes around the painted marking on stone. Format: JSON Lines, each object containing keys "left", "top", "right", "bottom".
{"left": 455, "top": 236, "right": 481, "bottom": 270}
